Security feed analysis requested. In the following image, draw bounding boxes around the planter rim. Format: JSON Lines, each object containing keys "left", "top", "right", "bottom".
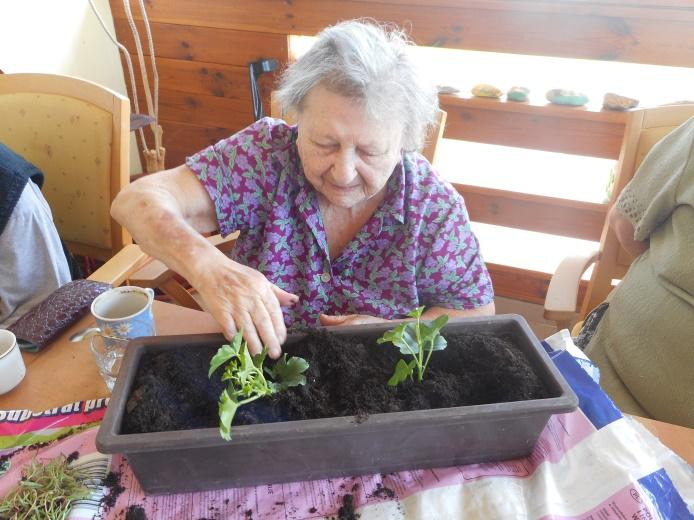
{"left": 97, "top": 314, "right": 578, "bottom": 454}
{"left": 99, "top": 395, "right": 576, "bottom": 453}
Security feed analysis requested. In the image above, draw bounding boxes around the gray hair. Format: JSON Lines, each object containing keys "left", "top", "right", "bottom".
{"left": 276, "top": 19, "right": 439, "bottom": 153}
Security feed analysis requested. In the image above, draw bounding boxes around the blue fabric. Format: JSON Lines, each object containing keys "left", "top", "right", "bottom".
{"left": 0, "top": 143, "right": 44, "bottom": 236}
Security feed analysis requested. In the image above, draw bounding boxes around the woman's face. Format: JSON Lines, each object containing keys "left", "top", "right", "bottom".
{"left": 296, "top": 85, "right": 403, "bottom": 209}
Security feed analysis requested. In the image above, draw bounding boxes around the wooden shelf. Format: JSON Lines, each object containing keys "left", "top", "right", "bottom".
{"left": 439, "top": 94, "right": 630, "bottom": 123}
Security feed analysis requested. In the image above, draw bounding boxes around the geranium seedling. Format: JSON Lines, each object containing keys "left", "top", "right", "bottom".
{"left": 377, "top": 306, "right": 449, "bottom": 386}
{"left": 209, "top": 331, "right": 309, "bottom": 440}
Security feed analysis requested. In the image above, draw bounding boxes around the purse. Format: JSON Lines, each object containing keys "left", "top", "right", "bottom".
{"left": 7, "top": 279, "right": 111, "bottom": 352}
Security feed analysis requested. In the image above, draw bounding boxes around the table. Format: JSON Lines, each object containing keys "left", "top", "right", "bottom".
{"left": 0, "top": 301, "right": 221, "bottom": 412}
{"left": 1, "top": 301, "right": 692, "bottom": 468}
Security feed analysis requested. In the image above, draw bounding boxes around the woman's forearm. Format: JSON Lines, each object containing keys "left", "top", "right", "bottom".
{"left": 111, "top": 166, "right": 223, "bottom": 285}
{"left": 608, "top": 205, "right": 649, "bottom": 259}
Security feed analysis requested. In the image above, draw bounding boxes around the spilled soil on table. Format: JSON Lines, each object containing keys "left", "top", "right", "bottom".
{"left": 122, "top": 328, "right": 551, "bottom": 434}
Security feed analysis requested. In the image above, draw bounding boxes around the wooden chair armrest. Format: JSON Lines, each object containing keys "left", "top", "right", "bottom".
{"left": 87, "top": 244, "right": 151, "bottom": 286}
{"left": 543, "top": 250, "right": 600, "bottom": 322}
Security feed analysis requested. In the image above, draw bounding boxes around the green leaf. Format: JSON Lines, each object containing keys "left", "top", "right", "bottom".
{"left": 388, "top": 359, "right": 416, "bottom": 386}
{"left": 430, "top": 314, "right": 449, "bottom": 333}
{"left": 218, "top": 390, "right": 240, "bottom": 441}
{"left": 266, "top": 354, "right": 309, "bottom": 390}
{"left": 377, "top": 322, "right": 420, "bottom": 356}
{"left": 418, "top": 325, "right": 447, "bottom": 352}
{"left": 235, "top": 342, "right": 259, "bottom": 386}
{"left": 418, "top": 314, "right": 449, "bottom": 351}
{"left": 418, "top": 316, "right": 446, "bottom": 343}
{"left": 252, "top": 347, "right": 268, "bottom": 369}
{"left": 209, "top": 343, "right": 238, "bottom": 378}
{"left": 429, "top": 334, "right": 448, "bottom": 351}
{"left": 210, "top": 332, "right": 310, "bottom": 441}
{"left": 407, "top": 306, "right": 425, "bottom": 320}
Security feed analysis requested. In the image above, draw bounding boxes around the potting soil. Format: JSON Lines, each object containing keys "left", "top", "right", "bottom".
{"left": 122, "top": 329, "right": 549, "bottom": 434}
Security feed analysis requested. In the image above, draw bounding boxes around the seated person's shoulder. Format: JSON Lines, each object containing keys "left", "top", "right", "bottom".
{"left": 235, "top": 117, "right": 297, "bottom": 150}
{"left": 10, "top": 180, "right": 52, "bottom": 220}
{"left": 0, "top": 180, "right": 71, "bottom": 328}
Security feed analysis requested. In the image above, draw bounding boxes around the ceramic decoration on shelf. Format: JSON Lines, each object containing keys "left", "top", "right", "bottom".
{"left": 602, "top": 92, "right": 639, "bottom": 111}
{"left": 507, "top": 86, "right": 530, "bottom": 102}
{"left": 471, "top": 83, "right": 503, "bottom": 99}
{"left": 546, "top": 88, "right": 589, "bottom": 106}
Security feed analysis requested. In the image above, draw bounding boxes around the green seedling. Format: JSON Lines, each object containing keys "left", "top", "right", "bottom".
{"left": 0, "top": 454, "right": 91, "bottom": 520}
{"left": 209, "top": 331, "right": 309, "bottom": 441}
{"left": 377, "top": 306, "right": 449, "bottom": 386}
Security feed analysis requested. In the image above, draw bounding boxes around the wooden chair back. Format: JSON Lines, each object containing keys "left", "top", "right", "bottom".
{"left": 580, "top": 104, "right": 694, "bottom": 317}
{"left": 0, "top": 73, "right": 131, "bottom": 261}
{"left": 270, "top": 91, "right": 447, "bottom": 165}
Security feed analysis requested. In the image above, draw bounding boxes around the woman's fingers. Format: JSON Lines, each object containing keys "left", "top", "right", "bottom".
{"left": 195, "top": 261, "right": 293, "bottom": 357}
{"left": 319, "top": 313, "right": 388, "bottom": 326}
{"left": 218, "top": 313, "right": 239, "bottom": 344}
{"left": 272, "top": 285, "right": 299, "bottom": 307}
{"left": 236, "top": 309, "right": 265, "bottom": 356}
{"left": 319, "top": 314, "right": 349, "bottom": 326}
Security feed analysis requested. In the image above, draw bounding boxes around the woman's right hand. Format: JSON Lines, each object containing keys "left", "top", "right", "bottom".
{"left": 191, "top": 251, "right": 298, "bottom": 359}
{"left": 111, "top": 165, "right": 297, "bottom": 357}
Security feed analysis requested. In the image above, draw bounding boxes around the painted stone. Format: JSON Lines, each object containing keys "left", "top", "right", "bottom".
{"left": 602, "top": 92, "right": 639, "bottom": 111}
{"left": 507, "top": 86, "right": 530, "bottom": 102}
{"left": 546, "top": 89, "right": 589, "bottom": 106}
{"left": 471, "top": 83, "right": 503, "bottom": 99}
{"left": 437, "top": 84, "right": 460, "bottom": 95}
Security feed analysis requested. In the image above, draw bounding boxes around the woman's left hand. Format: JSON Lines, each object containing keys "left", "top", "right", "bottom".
{"left": 319, "top": 313, "right": 389, "bottom": 326}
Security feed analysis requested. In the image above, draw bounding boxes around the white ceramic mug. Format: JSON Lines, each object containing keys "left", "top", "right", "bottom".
{"left": 0, "top": 330, "right": 26, "bottom": 394}
{"left": 91, "top": 286, "right": 156, "bottom": 340}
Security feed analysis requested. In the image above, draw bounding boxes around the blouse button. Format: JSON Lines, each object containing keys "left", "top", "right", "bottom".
{"left": 320, "top": 272, "right": 331, "bottom": 283}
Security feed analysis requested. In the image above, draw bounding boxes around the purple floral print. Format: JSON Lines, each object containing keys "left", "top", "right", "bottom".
{"left": 187, "top": 118, "right": 493, "bottom": 329}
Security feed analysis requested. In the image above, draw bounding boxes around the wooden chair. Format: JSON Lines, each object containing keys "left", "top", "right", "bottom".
{"left": 270, "top": 91, "right": 448, "bottom": 165}
{"left": 0, "top": 73, "right": 131, "bottom": 261}
{"left": 544, "top": 104, "right": 694, "bottom": 330}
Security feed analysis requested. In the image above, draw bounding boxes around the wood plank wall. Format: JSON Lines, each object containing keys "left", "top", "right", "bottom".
{"left": 110, "top": 0, "right": 694, "bottom": 304}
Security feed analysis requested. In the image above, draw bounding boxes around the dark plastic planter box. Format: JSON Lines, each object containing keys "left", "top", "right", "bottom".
{"left": 96, "top": 314, "right": 577, "bottom": 495}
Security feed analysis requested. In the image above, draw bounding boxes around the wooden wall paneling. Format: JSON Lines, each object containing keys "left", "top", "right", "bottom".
{"left": 113, "top": 19, "right": 289, "bottom": 66}
{"left": 441, "top": 96, "right": 627, "bottom": 159}
{"left": 111, "top": 0, "right": 694, "bottom": 67}
{"left": 131, "top": 56, "right": 273, "bottom": 101}
{"left": 156, "top": 88, "right": 252, "bottom": 127}
{"left": 130, "top": 84, "right": 253, "bottom": 132}
{"left": 127, "top": 82, "right": 258, "bottom": 170}
{"left": 457, "top": 184, "right": 608, "bottom": 241}
{"left": 160, "top": 120, "right": 236, "bottom": 168}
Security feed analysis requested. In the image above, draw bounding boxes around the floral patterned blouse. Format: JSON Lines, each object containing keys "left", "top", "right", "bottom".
{"left": 186, "top": 118, "right": 493, "bottom": 329}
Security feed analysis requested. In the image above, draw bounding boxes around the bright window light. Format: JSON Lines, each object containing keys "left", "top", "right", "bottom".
{"left": 437, "top": 140, "right": 615, "bottom": 203}
{"left": 471, "top": 222, "right": 597, "bottom": 277}
{"left": 290, "top": 35, "right": 694, "bottom": 107}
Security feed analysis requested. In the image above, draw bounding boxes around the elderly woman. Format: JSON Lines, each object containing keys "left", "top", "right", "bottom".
{"left": 111, "top": 20, "right": 494, "bottom": 358}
